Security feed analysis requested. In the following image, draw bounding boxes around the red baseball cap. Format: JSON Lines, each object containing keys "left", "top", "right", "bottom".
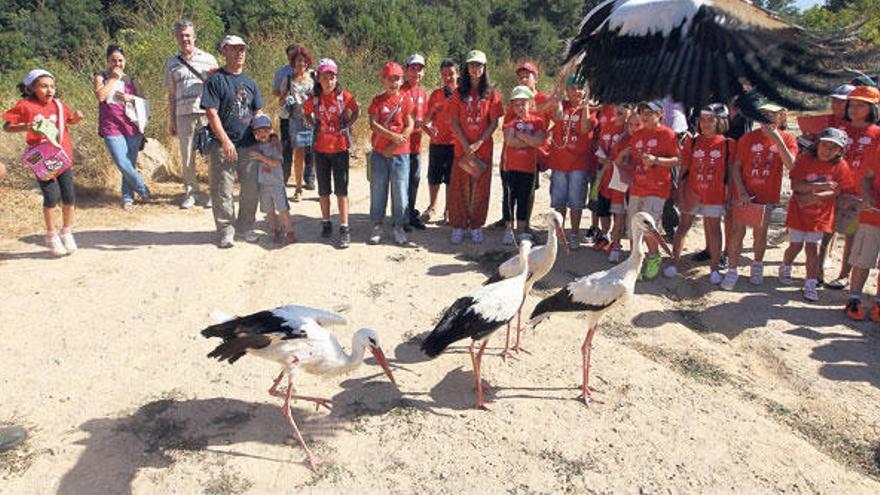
{"left": 382, "top": 62, "right": 404, "bottom": 79}
{"left": 516, "top": 61, "right": 539, "bottom": 77}
{"left": 848, "top": 85, "right": 880, "bottom": 104}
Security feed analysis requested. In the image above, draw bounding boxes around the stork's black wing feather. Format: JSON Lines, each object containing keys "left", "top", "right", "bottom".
{"left": 201, "top": 310, "right": 308, "bottom": 341}
{"left": 420, "top": 297, "right": 507, "bottom": 358}
{"left": 530, "top": 287, "right": 615, "bottom": 323}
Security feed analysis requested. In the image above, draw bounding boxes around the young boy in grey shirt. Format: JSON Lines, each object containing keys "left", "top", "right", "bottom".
{"left": 250, "top": 116, "right": 296, "bottom": 243}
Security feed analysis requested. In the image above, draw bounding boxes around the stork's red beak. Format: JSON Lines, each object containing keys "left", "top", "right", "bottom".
{"left": 556, "top": 226, "right": 570, "bottom": 255}
{"left": 649, "top": 227, "right": 672, "bottom": 256}
{"left": 370, "top": 347, "right": 396, "bottom": 384}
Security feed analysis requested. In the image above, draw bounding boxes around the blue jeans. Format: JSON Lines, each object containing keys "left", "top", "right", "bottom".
{"left": 104, "top": 134, "right": 148, "bottom": 203}
{"left": 369, "top": 152, "right": 410, "bottom": 227}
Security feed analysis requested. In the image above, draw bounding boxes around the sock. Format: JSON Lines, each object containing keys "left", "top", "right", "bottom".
{"left": 46, "top": 229, "right": 56, "bottom": 237}
{"left": 850, "top": 290, "right": 863, "bottom": 300}
{"left": 340, "top": 223, "right": 348, "bottom": 228}
{"left": 61, "top": 227, "right": 72, "bottom": 235}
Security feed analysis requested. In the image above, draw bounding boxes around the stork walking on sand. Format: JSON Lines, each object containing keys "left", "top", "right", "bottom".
{"left": 530, "top": 213, "right": 669, "bottom": 404}
{"left": 422, "top": 240, "right": 532, "bottom": 410}
{"left": 201, "top": 305, "right": 395, "bottom": 470}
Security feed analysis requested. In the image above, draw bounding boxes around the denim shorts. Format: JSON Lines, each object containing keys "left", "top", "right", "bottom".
{"left": 549, "top": 169, "right": 588, "bottom": 209}
{"left": 686, "top": 204, "right": 725, "bottom": 218}
{"left": 789, "top": 229, "right": 823, "bottom": 244}
{"left": 260, "top": 184, "right": 289, "bottom": 213}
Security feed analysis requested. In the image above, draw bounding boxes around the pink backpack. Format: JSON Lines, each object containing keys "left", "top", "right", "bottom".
{"left": 21, "top": 99, "right": 72, "bottom": 181}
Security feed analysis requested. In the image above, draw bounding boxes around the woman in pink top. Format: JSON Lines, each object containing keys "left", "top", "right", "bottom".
{"left": 94, "top": 44, "right": 150, "bottom": 209}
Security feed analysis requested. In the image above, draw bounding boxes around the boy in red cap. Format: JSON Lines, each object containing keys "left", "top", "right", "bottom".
{"left": 368, "top": 62, "right": 415, "bottom": 246}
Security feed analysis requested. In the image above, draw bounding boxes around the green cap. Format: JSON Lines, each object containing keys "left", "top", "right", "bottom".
{"left": 510, "top": 85, "right": 535, "bottom": 100}
{"left": 465, "top": 50, "right": 487, "bottom": 65}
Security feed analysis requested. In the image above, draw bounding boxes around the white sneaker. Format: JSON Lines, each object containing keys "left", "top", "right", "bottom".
{"left": 749, "top": 262, "right": 764, "bottom": 285}
{"left": 778, "top": 265, "right": 793, "bottom": 285}
{"left": 203, "top": 195, "right": 213, "bottom": 209}
{"left": 516, "top": 232, "right": 533, "bottom": 243}
{"left": 180, "top": 194, "right": 196, "bottom": 209}
{"left": 393, "top": 226, "right": 408, "bottom": 245}
{"left": 710, "top": 270, "right": 723, "bottom": 285}
{"left": 369, "top": 224, "right": 383, "bottom": 245}
{"left": 720, "top": 270, "right": 738, "bottom": 291}
{"left": 569, "top": 233, "right": 581, "bottom": 251}
{"left": 218, "top": 231, "right": 235, "bottom": 249}
{"left": 502, "top": 230, "right": 515, "bottom": 245}
{"left": 803, "top": 279, "right": 819, "bottom": 302}
{"left": 470, "top": 228, "right": 484, "bottom": 244}
{"left": 608, "top": 249, "right": 621, "bottom": 263}
{"left": 451, "top": 228, "right": 465, "bottom": 244}
{"left": 663, "top": 265, "right": 678, "bottom": 278}
{"left": 46, "top": 233, "right": 67, "bottom": 257}
{"left": 243, "top": 229, "right": 259, "bottom": 242}
{"left": 60, "top": 231, "right": 77, "bottom": 253}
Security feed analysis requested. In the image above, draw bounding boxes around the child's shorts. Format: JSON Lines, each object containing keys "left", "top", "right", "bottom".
{"left": 789, "top": 229, "right": 824, "bottom": 244}
{"left": 627, "top": 194, "right": 665, "bottom": 226}
{"left": 589, "top": 193, "right": 611, "bottom": 217}
{"left": 850, "top": 223, "right": 880, "bottom": 269}
{"left": 260, "top": 184, "right": 289, "bottom": 213}
{"left": 685, "top": 204, "right": 725, "bottom": 218}
{"left": 549, "top": 169, "right": 588, "bottom": 210}
{"left": 609, "top": 200, "right": 627, "bottom": 215}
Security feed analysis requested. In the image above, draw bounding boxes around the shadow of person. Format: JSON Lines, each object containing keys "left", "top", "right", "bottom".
{"left": 56, "top": 397, "right": 340, "bottom": 495}
{"left": 785, "top": 326, "right": 880, "bottom": 389}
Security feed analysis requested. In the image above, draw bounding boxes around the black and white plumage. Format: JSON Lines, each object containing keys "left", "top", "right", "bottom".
{"left": 530, "top": 212, "right": 669, "bottom": 404}
{"left": 422, "top": 240, "right": 533, "bottom": 409}
{"left": 201, "top": 305, "right": 395, "bottom": 470}
{"left": 566, "top": 0, "right": 870, "bottom": 119}
{"left": 486, "top": 211, "right": 569, "bottom": 357}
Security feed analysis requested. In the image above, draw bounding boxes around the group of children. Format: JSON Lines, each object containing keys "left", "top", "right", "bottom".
{"left": 6, "top": 50, "right": 880, "bottom": 321}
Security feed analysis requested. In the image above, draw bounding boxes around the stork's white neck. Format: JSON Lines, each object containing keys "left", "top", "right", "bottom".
{"left": 623, "top": 227, "right": 648, "bottom": 271}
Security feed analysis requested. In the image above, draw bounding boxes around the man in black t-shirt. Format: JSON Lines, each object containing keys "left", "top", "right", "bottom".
{"left": 201, "top": 35, "right": 264, "bottom": 248}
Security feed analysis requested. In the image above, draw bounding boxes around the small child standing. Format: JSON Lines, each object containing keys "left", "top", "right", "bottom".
{"left": 781, "top": 127, "right": 853, "bottom": 301}
{"left": 3, "top": 69, "right": 84, "bottom": 257}
{"left": 502, "top": 85, "right": 548, "bottom": 241}
{"left": 249, "top": 115, "right": 295, "bottom": 244}
{"left": 597, "top": 104, "right": 634, "bottom": 262}
{"left": 845, "top": 147, "right": 880, "bottom": 320}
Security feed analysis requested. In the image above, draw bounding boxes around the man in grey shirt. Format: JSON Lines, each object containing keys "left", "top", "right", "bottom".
{"left": 164, "top": 19, "right": 218, "bottom": 209}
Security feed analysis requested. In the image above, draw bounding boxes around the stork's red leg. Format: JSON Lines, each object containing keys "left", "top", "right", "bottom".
{"left": 291, "top": 395, "right": 333, "bottom": 412}
{"left": 499, "top": 321, "right": 514, "bottom": 361}
{"left": 268, "top": 370, "right": 286, "bottom": 398}
{"left": 475, "top": 339, "right": 491, "bottom": 410}
{"left": 513, "top": 309, "right": 530, "bottom": 354}
{"left": 281, "top": 378, "right": 318, "bottom": 470}
{"left": 580, "top": 324, "right": 604, "bottom": 405}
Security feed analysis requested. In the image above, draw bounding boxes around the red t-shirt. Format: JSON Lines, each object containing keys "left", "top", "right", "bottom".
{"left": 303, "top": 90, "right": 358, "bottom": 154}
{"left": 3, "top": 98, "right": 76, "bottom": 159}
{"left": 503, "top": 113, "right": 548, "bottom": 173}
{"left": 598, "top": 122, "right": 626, "bottom": 200}
{"left": 797, "top": 113, "right": 846, "bottom": 137}
{"left": 734, "top": 129, "right": 798, "bottom": 204}
{"left": 859, "top": 154, "right": 880, "bottom": 227}
{"left": 621, "top": 125, "right": 680, "bottom": 198}
{"left": 368, "top": 92, "right": 413, "bottom": 156}
{"left": 842, "top": 123, "right": 880, "bottom": 194}
{"left": 402, "top": 82, "right": 427, "bottom": 153}
{"left": 786, "top": 155, "right": 854, "bottom": 232}
{"left": 548, "top": 101, "right": 598, "bottom": 172}
{"left": 682, "top": 135, "right": 735, "bottom": 206}
{"left": 451, "top": 88, "right": 504, "bottom": 158}
{"left": 597, "top": 105, "right": 616, "bottom": 129}
{"left": 426, "top": 87, "right": 456, "bottom": 146}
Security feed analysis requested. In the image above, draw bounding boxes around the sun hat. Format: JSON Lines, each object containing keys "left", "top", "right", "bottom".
{"left": 516, "top": 61, "right": 539, "bottom": 77}
{"left": 219, "top": 35, "right": 246, "bottom": 50}
{"left": 829, "top": 84, "right": 856, "bottom": 100}
{"left": 382, "top": 61, "right": 404, "bottom": 79}
{"left": 510, "top": 85, "right": 535, "bottom": 100}
{"left": 817, "top": 127, "right": 848, "bottom": 148}
{"left": 405, "top": 54, "right": 426, "bottom": 68}
{"left": 465, "top": 50, "right": 487, "bottom": 65}
{"left": 700, "top": 103, "right": 729, "bottom": 119}
{"left": 251, "top": 115, "right": 272, "bottom": 129}
{"left": 848, "top": 85, "right": 880, "bottom": 104}
{"left": 316, "top": 58, "right": 338, "bottom": 74}
{"left": 22, "top": 69, "right": 54, "bottom": 87}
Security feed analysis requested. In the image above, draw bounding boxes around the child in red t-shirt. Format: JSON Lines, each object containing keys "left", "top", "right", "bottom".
{"left": 547, "top": 79, "right": 596, "bottom": 249}
{"left": 781, "top": 128, "right": 854, "bottom": 301}
{"left": 614, "top": 101, "right": 680, "bottom": 279}
{"left": 368, "top": 62, "right": 415, "bottom": 246}
{"left": 604, "top": 109, "right": 639, "bottom": 262}
{"left": 303, "top": 58, "right": 360, "bottom": 248}
{"left": 502, "top": 85, "right": 548, "bottom": 241}
{"left": 401, "top": 54, "right": 428, "bottom": 230}
{"left": 3, "top": 69, "right": 84, "bottom": 257}
{"left": 723, "top": 103, "right": 797, "bottom": 290}
{"left": 422, "top": 59, "right": 458, "bottom": 223}
{"left": 664, "top": 104, "right": 735, "bottom": 284}
{"left": 845, "top": 147, "right": 880, "bottom": 320}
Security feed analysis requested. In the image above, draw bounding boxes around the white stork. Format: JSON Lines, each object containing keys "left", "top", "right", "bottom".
{"left": 486, "top": 211, "right": 568, "bottom": 357}
{"left": 530, "top": 213, "right": 670, "bottom": 404}
{"left": 201, "top": 305, "right": 395, "bottom": 470}
{"left": 421, "top": 240, "right": 532, "bottom": 410}
{"left": 565, "top": 0, "right": 871, "bottom": 120}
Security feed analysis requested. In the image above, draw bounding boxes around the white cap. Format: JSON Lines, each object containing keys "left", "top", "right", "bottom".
{"left": 219, "top": 35, "right": 247, "bottom": 50}
{"left": 23, "top": 69, "right": 54, "bottom": 87}
{"left": 405, "top": 54, "right": 426, "bottom": 67}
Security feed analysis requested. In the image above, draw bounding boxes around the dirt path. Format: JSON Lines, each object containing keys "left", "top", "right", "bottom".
{"left": 1, "top": 157, "right": 879, "bottom": 494}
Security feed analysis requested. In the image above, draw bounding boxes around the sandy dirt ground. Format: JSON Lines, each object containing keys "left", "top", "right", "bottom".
{"left": 1, "top": 150, "right": 879, "bottom": 494}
